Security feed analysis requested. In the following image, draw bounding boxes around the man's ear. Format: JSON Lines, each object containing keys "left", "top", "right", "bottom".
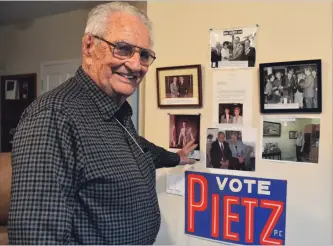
{"left": 82, "top": 34, "right": 94, "bottom": 57}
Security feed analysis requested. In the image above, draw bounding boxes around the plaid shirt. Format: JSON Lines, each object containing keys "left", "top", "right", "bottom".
{"left": 8, "top": 66, "right": 180, "bottom": 245}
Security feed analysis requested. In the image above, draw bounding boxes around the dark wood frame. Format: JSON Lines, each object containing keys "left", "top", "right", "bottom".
{"left": 289, "top": 131, "right": 298, "bottom": 139}
{"left": 263, "top": 121, "right": 281, "bottom": 137}
{"left": 156, "top": 64, "right": 202, "bottom": 108}
{"left": 259, "top": 59, "right": 322, "bottom": 114}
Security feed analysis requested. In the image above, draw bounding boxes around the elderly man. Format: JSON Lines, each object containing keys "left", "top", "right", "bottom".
{"left": 8, "top": 2, "right": 197, "bottom": 245}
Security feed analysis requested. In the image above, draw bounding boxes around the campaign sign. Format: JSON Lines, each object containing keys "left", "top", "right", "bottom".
{"left": 185, "top": 171, "right": 287, "bottom": 245}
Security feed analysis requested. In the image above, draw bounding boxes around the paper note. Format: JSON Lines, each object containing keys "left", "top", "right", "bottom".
{"left": 166, "top": 173, "right": 185, "bottom": 196}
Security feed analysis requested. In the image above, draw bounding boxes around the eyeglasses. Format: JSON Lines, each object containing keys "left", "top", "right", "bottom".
{"left": 92, "top": 35, "right": 156, "bottom": 66}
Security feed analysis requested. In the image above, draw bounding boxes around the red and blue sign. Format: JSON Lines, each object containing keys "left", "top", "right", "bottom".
{"left": 185, "top": 171, "right": 287, "bottom": 245}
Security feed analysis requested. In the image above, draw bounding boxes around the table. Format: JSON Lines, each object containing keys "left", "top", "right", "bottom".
{"left": 262, "top": 151, "right": 281, "bottom": 160}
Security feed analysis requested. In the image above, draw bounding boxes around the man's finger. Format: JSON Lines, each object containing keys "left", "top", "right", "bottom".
{"left": 184, "top": 140, "right": 195, "bottom": 149}
{"left": 186, "top": 143, "right": 198, "bottom": 153}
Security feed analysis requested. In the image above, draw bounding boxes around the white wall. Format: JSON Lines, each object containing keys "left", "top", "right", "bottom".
{"left": 145, "top": 2, "right": 333, "bottom": 245}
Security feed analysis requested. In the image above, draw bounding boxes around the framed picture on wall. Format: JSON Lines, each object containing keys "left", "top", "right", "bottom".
{"left": 289, "top": 131, "right": 298, "bottom": 139}
{"left": 263, "top": 121, "right": 281, "bottom": 137}
{"left": 259, "top": 59, "right": 322, "bottom": 114}
{"left": 156, "top": 64, "right": 202, "bottom": 108}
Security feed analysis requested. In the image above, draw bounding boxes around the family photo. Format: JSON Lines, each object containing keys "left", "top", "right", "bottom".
{"left": 165, "top": 75, "right": 193, "bottom": 98}
{"left": 262, "top": 117, "right": 320, "bottom": 163}
{"left": 218, "top": 103, "right": 244, "bottom": 124}
{"left": 206, "top": 128, "right": 255, "bottom": 171}
{"left": 210, "top": 26, "right": 257, "bottom": 68}
{"left": 260, "top": 59, "right": 322, "bottom": 113}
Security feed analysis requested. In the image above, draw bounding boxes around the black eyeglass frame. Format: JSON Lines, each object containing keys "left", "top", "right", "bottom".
{"left": 92, "top": 35, "right": 156, "bottom": 66}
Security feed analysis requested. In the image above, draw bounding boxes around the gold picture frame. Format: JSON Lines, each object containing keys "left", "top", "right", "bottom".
{"left": 156, "top": 64, "right": 203, "bottom": 108}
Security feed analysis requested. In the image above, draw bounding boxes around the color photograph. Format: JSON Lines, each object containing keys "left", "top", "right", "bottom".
{"left": 218, "top": 103, "right": 243, "bottom": 124}
{"left": 156, "top": 65, "right": 202, "bottom": 108}
{"left": 206, "top": 128, "right": 255, "bottom": 171}
{"left": 261, "top": 117, "right": 320, "bottom": 163}
{"left": 165, "top": 75, "right": 193, "bottom": 98}
{"left": 169, "top": 114, "right": 200, "bottom": 160}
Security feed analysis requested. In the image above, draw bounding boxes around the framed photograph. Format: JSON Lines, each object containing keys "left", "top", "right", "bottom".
{"left": 289, "top": 131, "right": 297, "bottom": 139}
{"left": 156, "top": 65, "right": 202, "bottom": 108}
{"left": 169, "top": 114, "right": 200, "bottom": 160}
{"left": 259, "top": 59, "right": 322, "bottom": 114}
{"left": 263, "top": 121, "right": 281, "bottom": 137}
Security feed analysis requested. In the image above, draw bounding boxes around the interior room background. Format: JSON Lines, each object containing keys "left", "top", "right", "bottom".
{"left": 0, "top": 1, "right": 332, "bottom": 245}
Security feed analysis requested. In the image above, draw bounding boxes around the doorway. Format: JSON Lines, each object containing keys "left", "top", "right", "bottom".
{"left": 40, "top": 59, "right": 139, "bottom": 130}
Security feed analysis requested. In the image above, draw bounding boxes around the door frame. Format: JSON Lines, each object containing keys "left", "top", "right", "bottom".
{"left": 39, "top": 58, "right": 139, "bottom": 131}
{"left": 40, "top": 58, "right": 81, "bottom": 95}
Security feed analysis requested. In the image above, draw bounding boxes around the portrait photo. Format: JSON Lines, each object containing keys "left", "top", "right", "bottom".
{"left": 218, "top": 103, "right": 243, "bottom": 125}
{"left": 206, "top": 128, "right": 255, "bottom": 171}
{"left": 169, "top": 114, "right": 200, "bottom": 160}
{"left": 210, "top": 25, "right": 258, "bottom": 69}
{"left": 262, "top": 117, "right": 320, "bottom": 164}
{"left": 259, "top": 59, "right": 322, "bottom": 114}
{"left": 157, "top": 65, "right": 202, "bottom": 108}
{"left": 165, "top": 75, "right": 193, "bottom": 98}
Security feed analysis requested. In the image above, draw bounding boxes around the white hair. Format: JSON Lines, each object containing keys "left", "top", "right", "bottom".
{"left": 84, "top": 2, "right": 153, "bottom": 46}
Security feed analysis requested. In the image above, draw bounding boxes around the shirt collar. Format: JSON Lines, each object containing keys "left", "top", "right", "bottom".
{"left": 75, "top": 66, "right": 133, "bottom": 121}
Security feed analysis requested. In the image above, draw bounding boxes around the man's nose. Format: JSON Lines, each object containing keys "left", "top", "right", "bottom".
{"left": 125, "top": 52, "right": 142, "bottom": 71}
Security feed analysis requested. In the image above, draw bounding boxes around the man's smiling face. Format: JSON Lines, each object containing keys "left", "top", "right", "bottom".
{"left": 84, "top": 11, "right": 151, "bottom": 97}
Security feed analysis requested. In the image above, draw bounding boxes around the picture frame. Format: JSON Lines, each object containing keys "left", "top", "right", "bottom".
{"left": 289, "top": 131, "right": 298, "bottom": 139}
{"left": 156, "top": 64, "right": 202, "bottom": 108}
{"left": 263, "top": 121, "right": 281, "bottom": 137}
{"left": 259, "top": 59, "right": 322, "bottom": 114}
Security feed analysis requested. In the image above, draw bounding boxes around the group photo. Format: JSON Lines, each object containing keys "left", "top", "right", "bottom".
{"left": 206, "top": 128, "right": 255, "bottom": 171}
{"left": 260, "top": 59, "right": 322, "bottom": 113}
{"left": 210, "top": 26, "right": 257, "bottom": 68}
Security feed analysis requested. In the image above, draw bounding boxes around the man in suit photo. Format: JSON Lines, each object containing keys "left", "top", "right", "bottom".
{"left": 209, "top": 131, "right": 232, "bottom": 169}
{"left": 211, "top": 42, "right": 222, "bottom": 68}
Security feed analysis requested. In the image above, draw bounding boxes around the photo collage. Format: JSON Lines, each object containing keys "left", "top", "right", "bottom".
{"left": 157, "top": 24, "right": 322, "bottom": 176}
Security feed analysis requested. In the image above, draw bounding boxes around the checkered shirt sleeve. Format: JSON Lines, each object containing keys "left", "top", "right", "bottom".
{"left": 8, "top": 108, "right": 84, "bottom": 245}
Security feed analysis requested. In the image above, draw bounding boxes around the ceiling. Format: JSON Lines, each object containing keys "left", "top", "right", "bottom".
{"left": 0, "top": 1, "right": 108, "bottom": 26}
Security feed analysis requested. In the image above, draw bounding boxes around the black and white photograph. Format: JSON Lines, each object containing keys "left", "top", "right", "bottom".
{"left": 218, "top": 103, "right": 243, "bottom": 124}
{"left": 262, "top": 117, "right": 320, "bottom": 164}
{"left": 169, "top": 114, "right": 200, "bottom": 160}
{"left": 263, "top": 121, "right": 281, "bottom": 137}
{"left": 206, "top": 128, "right": 255, "bottom": 171}
{"left": 259, "top": 59, "right": 322, "bottom": 113}
{"left": 165, "top": 75, "right": 193, "bottom": 98}
{"left": 210, "top": 25, "right": 258, "bottom": 69}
